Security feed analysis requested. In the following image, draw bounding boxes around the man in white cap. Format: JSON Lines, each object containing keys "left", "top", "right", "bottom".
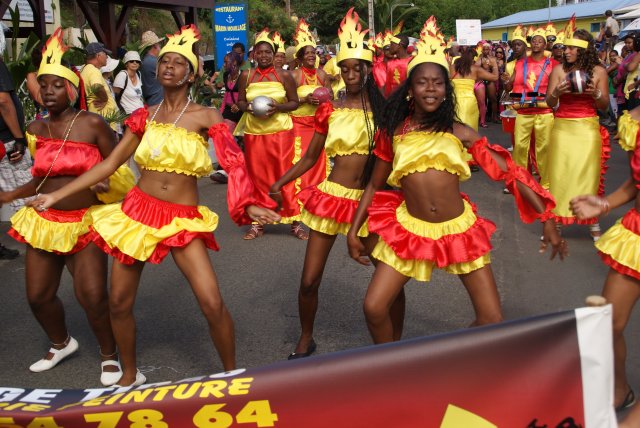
{"left": 81, "top": 42, "right": 119, "bottom": 129}
{"left": 140, "top": 30, "right": 164, "bottom": 105}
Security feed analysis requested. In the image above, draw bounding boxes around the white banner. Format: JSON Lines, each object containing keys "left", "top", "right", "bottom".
{"left": 456, "top": 19, "right": 482, "bottom": 45}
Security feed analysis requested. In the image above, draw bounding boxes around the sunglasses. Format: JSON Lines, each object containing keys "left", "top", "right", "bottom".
{"left": 547, "top": 36, "right": 557, "bottom": 43}
{"left": 553, "top": 44, "right": 565, "bottom": 49}
{"left": 128, "top": 60, "right": 141, "bottom": 64}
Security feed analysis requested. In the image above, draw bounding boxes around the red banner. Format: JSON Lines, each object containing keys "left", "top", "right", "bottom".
{"left": 0, "top": 307, "right": 615, "bottom": 427}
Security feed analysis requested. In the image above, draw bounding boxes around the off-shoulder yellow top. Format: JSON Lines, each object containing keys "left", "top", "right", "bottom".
{"left": 325, "top": 108, "right": 373, "bottom": 157}
{"left": 134, "top": 121, "right": 213, "bottom": 178}
{"left": 387, "top": 131, "right": 471, "bottom": 187}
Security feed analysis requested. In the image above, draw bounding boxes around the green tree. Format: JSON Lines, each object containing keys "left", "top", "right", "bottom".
{"left": 248, "top": 0, "right": 296, "bottom": 42}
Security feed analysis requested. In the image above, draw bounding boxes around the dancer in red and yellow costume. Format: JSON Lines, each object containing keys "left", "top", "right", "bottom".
{"left": 347, "top": 17, "right": 563, "bottom": 344}
{"left": 0, "top": 28, "right": 135, "bottom": 385}
{"left": 570, "top": 108, "right": 640, "bottom": 413}
{"left": 33, "top": 25, "right": 280, "bottom": 386}
{"left": 236, "top": 29, "right": 304, "bottom": 239}
{"left": 290, "top": 19, "right": 331, "bottom": 193}
{"left": 272, "top": 32, "right": 287, "bottom": 70}
{"left": 384, "top": 32, "right": 412, "bottom": 97}
{"left": 545, "top": 21, "right": 610, "bottom": 239}
{"left": 269, "top": 8, "right": 387, "bottom": 359}
{"left": 504, "top": 25, "right": 559, "bottom": 188}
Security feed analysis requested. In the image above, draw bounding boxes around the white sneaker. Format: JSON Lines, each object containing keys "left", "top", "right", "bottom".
{"left": 100, "top": 360, "right": 123, "bottom": 386}
{"left": 29, "top": 337, "right": 79, "bottom": 372}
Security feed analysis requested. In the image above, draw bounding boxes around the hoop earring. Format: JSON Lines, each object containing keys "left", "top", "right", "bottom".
{"left": 406, "top": 94, "right": 412, "bottom": 101}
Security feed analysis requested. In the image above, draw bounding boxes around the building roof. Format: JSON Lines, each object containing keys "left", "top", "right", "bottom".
{"left": 483, "top": 0, "right": 640, "bottom": 29}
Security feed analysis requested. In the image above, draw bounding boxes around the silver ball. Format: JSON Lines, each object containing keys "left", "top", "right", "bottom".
{"left": 251, "top": 96, "right": 274, "bottom": 118}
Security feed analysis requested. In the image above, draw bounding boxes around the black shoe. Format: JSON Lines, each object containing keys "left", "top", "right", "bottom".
{"left": 0, "top": 244, "right": 19, "bottom": 260}
{"left": 287, "top": 340, "right": 317, "bottom": 360}
{"left": 616, "top": 389, "right": 636, "bottom": 412}
{"left": 210, "top": 171, "right": 228, "bottom": 184}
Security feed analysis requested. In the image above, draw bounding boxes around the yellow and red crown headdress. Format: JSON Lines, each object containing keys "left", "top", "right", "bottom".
{"left": 293, "top": 19, "right": 316, "bottom": 54}
{"left": 545, "top": 23, "right": 557, "bottom": 38}
{"left": 511, "top": 25, "right": 528, "bottom": 45}
{"left": 254, "top": 28, "right": 275, "bottom": 50}
{"left": 554, "top": 29, "right": 565, "bottom": 46}
{"left": 408, "top": 16, "right": 449, "bottom": 75}
{"left": 336, "top": 8, "right": 372, "bottom": 64}
{"left": 531, "top": 26, "right": 547, "bottom": 42}
{"left": 374, "top": 32, "right": 384, "bottom": 49}
{"left": 272, "top": 32, "right": 286, "bottom": 54}
{"left": 158, "top": 24, "right": 200, "bottom": 71}
{"left": 38, "top": 27, "right": 79, "bottom": 87}
{"left": 382, "top": 30, "right": 394, "bottom": 48}
{"left": 564, "top": 14, "right": 588, "bottom": 49}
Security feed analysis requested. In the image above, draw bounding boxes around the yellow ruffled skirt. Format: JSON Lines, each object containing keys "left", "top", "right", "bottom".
{"left": 298, "top": 180, "right": 368, "bottom": 237}
{"left": 9, "top": 206, "right": 95, "bottom": 254}
{"left": 595, "top": 209, "right": 640, "bottom": 280}
{"left": 90, "top": 186, "right": 219, "bottom": 265}
{"left": 369, "top": 192, "right": 494, "bottom": 282}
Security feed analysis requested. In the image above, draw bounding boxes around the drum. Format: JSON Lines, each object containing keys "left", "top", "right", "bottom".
{"left": 500, "top": 110, "right": 516, "bottom": 133}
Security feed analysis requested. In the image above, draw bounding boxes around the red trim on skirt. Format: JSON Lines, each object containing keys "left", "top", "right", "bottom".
{"left": 599, "top": 253, "right": 640, "bottom": 281}
{"left": 91, "top": 186, "right": 219, "bottom": 265}
{"left": 298, "top": 184, "right": 359, "bottom": 223}
{"left": 8, "top": 207, "right": 93, "bottom": 255}
{"left": 367, "top": 191, "right": 496, "bottom": 267}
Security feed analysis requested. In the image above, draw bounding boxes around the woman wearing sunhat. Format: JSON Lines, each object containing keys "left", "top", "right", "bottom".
{"left": 113, "top": 51, "right": 144, "bottom": 114}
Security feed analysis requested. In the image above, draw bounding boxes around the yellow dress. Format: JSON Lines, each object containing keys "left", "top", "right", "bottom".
{"left": 452, "top": 78, "right": 479, "bottom": 131}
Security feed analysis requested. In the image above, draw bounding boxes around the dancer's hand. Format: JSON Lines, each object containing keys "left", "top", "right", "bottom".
{"left": 540, "top": 220, "right": 568, "bottom": 261}
{"left": 347, "top": 232, "right": 370, "bottom": 266}
{"left": 246, "top": 205, "right": 281, "bottom": 225}
{"left": 90, "top": 179, "right": 110, "bottom": 194}
{"left": 570, "top": 195, "right": 606, "bottom": 220}
{"left": 268, "top": 187, "right": 283, "bottom": 211}
{"left": 28, "top": 193, "right": 57, "bottom": 212}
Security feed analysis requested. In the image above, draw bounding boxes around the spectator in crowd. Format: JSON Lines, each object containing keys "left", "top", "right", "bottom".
{"left": 605, "top": 10, "right": 620, "bottom": 52}
{"left": 113, "top": 51, "right": 144, "bottom": 115}
{"left": 0, "top": 30, "right": 30, "bottom": 260}
{"left": 80, "top": 43, "right": 119, "bottom": 130}
{"left": 213, "top": 42, "right": 251, "bottom": 88}
{"left": 139, "top": 30, "right": 164, "bottom": 105}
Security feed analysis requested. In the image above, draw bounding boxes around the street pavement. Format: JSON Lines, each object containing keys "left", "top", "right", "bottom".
{"left": 0, "top": 121, "right": 636, "bottom": 408}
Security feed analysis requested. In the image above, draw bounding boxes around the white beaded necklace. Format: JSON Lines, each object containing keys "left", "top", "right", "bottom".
{"left": 147, "top": 98, "right": 191, "bottom": 159}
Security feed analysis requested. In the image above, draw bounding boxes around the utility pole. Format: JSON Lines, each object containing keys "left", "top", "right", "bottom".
{"left": 285, "top": 0, "right": 291, "bottom": 17}
{"left": 368, "top": 0, "right": 375, "bottom": 37}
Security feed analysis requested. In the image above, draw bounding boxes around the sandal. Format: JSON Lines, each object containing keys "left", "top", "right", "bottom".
{"left": 291, "top": 223, "right": 309, "bottom": 240}
{"left": 243, "top": 224, "right": 263, "bottom": 240}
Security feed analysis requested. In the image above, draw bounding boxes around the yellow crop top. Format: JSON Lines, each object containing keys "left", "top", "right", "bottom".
{"left": 375, "top": 130, "right": 471, "bottom": 188}
{"left": 133, "top": 121, "right": 213, "bottom": 178}
{"left": 315, "top": 103, "right": 373, "bottom": 158}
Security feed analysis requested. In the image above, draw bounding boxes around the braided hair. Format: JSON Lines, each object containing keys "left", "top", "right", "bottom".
{"left": 357, "top": 61, "right": 386, "bottom": 186}
{"left": 382, "top": 62, "right": 457, "bottom": 140}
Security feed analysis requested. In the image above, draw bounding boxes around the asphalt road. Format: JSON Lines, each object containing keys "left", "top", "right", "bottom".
{"left": 0, "top": 121, "right": 636, "bottom": 409}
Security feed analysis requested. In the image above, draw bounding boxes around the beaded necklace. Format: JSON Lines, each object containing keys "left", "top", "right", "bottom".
{"left": 147, "top": 98, "right": 191, "bottom": 159}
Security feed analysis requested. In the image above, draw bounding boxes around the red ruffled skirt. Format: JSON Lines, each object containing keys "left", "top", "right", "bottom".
{"left": 90, "top": 186, "right": 219, "bottom": 265}
{"left": 9, "top": 206, "right": 94, "bottom": 255}
{"left": 595, "top": 209, "right": 640, "bottom": 280}
{"left": 368, "top": 191, "right": 496, "bottom": 282}
{"left": 298, "top": 180, "right": 368, "bottom": 236}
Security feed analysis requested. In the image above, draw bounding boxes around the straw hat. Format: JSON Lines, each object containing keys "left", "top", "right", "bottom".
{"left": 140, "top": 30, "right": 163, "bottom": 49}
